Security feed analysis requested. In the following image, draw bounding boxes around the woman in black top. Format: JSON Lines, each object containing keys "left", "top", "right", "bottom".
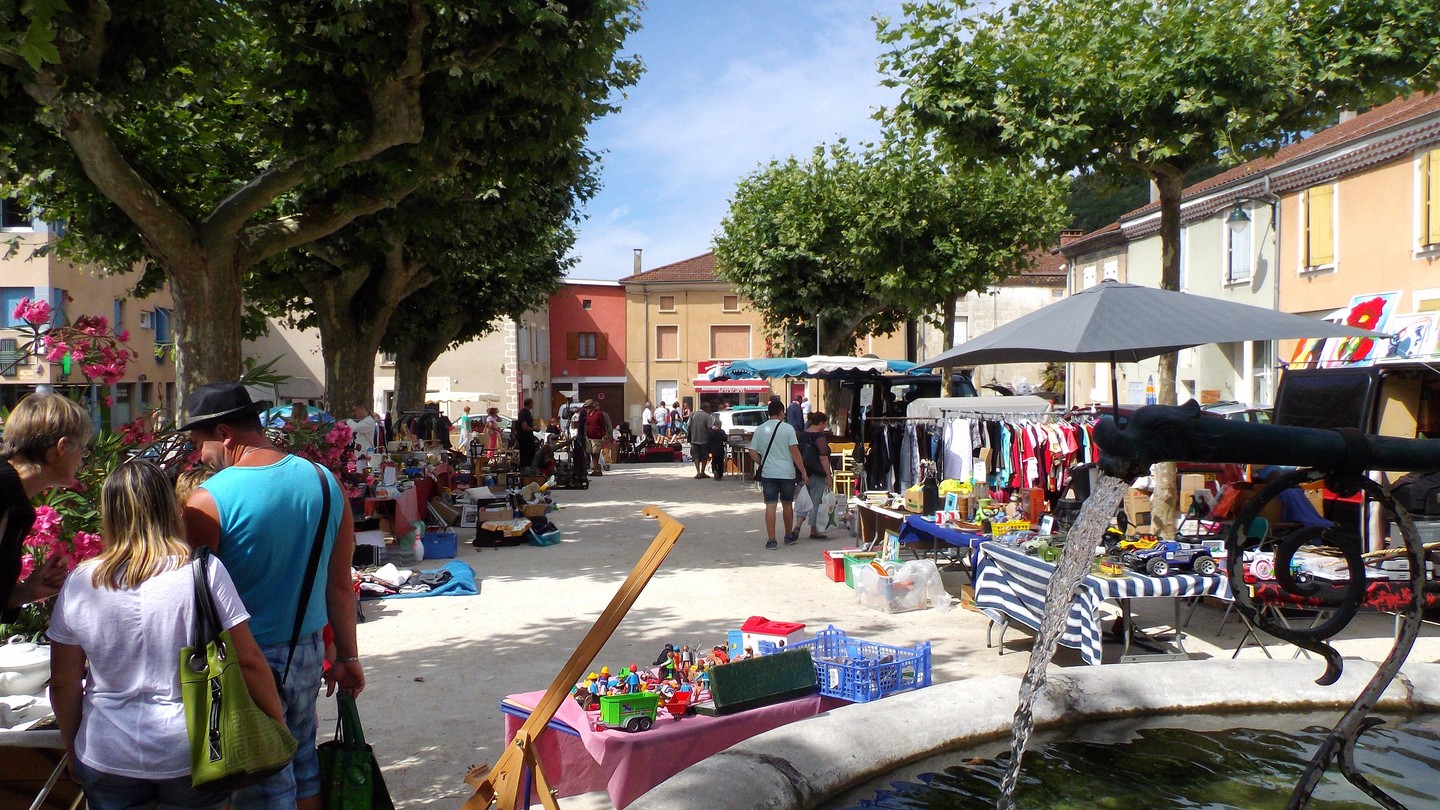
{"left": 0, "top": 393, "right": 93, "bottom": 622}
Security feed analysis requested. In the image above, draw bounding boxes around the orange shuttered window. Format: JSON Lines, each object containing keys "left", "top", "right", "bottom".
{"left": 710, "top": 325, "right": 750, "bottom": 359}
{"left": 1426, "top": 150, "right": 1440, "bottom": 247}
{"left": 1305, "top": 185, "right": 1334, "bottom": 267}
{"left": 655, "top": 325, "right": 678, "bottom": 360}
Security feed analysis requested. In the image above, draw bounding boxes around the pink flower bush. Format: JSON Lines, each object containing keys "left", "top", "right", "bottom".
{"left": 11, "top": 297, "right": 52, "bottom": 327}
{"left": 18, "top": 506, "right": 105, "bottom": 583}
{"left": 40, "top": 317, "right": 135, "bottom": 386}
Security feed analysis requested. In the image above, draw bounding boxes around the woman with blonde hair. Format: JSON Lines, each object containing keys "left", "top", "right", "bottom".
{"left": 0, "top": 392, "right": 92, "bottom": 621}
{"left": 48, "top": 461, "right": 284, "bottom": 808}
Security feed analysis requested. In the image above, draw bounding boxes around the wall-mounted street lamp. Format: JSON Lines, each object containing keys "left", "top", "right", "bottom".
{"left": 1226, "top": 204, "right": 1252, "bottom": 232}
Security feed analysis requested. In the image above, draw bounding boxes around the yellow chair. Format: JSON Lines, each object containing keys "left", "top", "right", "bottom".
{"left": 831, "top": 446, "right": 856, "bottom": 496}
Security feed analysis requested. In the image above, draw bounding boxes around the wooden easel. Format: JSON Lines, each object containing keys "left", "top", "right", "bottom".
{"left": 462, "top": 506, "right": 686, "bottom": 809}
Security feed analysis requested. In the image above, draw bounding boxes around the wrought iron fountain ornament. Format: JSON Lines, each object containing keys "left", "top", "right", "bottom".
{"left": 1096, "top": 401, "right": 1432, "bottom": 810}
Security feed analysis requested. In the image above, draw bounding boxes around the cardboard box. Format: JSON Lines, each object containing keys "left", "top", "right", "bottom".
{"left": 1178, "top": 474, "right": 1206, "bottom": 517}
{"left": 904, "top": 485, "right": 925, "bottom": 513}
{"left": 1124, "top": 489, "right": 1152, "bottom": 535}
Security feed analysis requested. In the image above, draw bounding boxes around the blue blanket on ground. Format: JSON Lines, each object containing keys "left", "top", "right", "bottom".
{"left": 383, "top": 560, "right": 480, "bottom": 599}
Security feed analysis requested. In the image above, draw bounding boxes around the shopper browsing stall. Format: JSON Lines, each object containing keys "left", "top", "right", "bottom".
{"left": 747, "top": 401, "right": 810, "bottom": 550}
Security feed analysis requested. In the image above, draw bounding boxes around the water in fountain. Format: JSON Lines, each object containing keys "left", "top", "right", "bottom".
{"left": 996, "top": 474, "right": 1130, "bottom": 810}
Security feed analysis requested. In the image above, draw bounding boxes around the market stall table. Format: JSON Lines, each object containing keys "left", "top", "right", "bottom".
{"left": 896, "top": 515, "right": 988, "bottom": 573}
{"left": 974, "top": 542, "right": 1232, "bottom": 665}
{"left": 499, "top": 689, "right": 841, "bottom": 808}
{"left": 855, "top": 501, "right": 906, "bottom": 548}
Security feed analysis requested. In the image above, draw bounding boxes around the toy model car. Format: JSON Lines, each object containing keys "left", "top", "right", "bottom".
{"left": 1120, "top": 540, "right": 1218, "bottom": 577}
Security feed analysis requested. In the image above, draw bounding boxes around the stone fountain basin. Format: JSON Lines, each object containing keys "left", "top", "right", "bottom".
{"left": 630, "top": 659, "right": 1440, "bottom": 810}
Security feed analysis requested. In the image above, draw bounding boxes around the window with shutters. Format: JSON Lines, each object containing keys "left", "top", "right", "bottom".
{"left": 658, "top": 295, "right": 676, "bottom": 312}
{"left": 0, "top": 338, "right": 21, "bottom": 376}
{"left": 1302, "top": 184, "right": 1336, "bottom": 270}
{"left": 709, "top": 325, "right": 750, "bottom": 359}
{"left": 577, "top": 332, "right": 598, "bottom": 358}
{"left": 1421, "top": 149, "right": 1440, "bottom": 252}
{"left": 1227, "top": 212, "right": 1252, "bottom": 284}
{"left": 655, "top": 325, "right": 679, "bottom": 360}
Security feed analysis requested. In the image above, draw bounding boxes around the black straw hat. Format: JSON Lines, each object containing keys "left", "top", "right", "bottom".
{"left": 179, "top": 383, "right": 271, "bottom": 431}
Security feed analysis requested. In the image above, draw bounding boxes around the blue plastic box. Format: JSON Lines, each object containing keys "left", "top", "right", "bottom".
{"left": 421, "top": 531, "right": 458, "bottom": 559}
{"left": 790, "top": 625, "right": 932, "bottom": 703}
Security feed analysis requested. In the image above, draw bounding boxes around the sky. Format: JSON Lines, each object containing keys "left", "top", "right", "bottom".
{"left": 567, "top": 1, "right": 907, "bottom": 281}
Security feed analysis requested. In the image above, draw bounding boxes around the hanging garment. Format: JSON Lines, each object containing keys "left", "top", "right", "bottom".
{"left": 943, "top": 418, "right": 972, "bottom": 483}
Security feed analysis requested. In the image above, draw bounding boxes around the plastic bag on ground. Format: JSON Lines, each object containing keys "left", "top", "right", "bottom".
{"left": 854, "top": 559, "right": 952, "bottom": 613}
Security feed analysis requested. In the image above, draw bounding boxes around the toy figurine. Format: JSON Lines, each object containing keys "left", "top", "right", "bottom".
{"left": 625, "top": 664, "right": 642, "bottom": 693}
{"left": 680, "top": 644, "right": 695, "bottom": 669}
{"left": 652, "top": 643, "right": 676, "bottom": 667}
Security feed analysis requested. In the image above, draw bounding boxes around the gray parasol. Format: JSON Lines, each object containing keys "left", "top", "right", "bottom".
{"left": 916, "top": 280, "right": 1385, "bottom": 412}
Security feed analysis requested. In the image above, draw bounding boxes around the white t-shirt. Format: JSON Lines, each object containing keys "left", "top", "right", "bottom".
{"left": 642, "top": 407, "right": 654, "bottom": 427}
{"left": 345, "top": 415, "right": 378, "bottom": 452}
{"left": 48, "top": 555, "right": 250, "bottom": 779}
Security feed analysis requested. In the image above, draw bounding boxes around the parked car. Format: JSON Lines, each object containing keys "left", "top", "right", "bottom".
{"left": 710, "top": 405, "right": 770, "bottom": 437}
{"left": 1201, "top": 400, "right": 1272, "bottom": 423}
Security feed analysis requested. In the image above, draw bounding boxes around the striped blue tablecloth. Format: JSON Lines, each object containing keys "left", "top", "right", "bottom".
{"left": 974, "top": 542, "right": 1233, "bottom": 665}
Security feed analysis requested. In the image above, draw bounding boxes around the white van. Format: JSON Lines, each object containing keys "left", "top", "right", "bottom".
{"left": 710, "top": 405, "right": 770, "bottom": 437}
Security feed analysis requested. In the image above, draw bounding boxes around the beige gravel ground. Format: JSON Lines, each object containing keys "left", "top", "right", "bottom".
{"left": 344, "top": 461, "right": 1440, "bottom": 809}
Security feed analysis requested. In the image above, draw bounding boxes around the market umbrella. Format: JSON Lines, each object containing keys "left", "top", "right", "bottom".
{"left": 915, "top": 280, "right": 1385, "bottom": 412}
{"left": 724, "top": 355, "right": 921, "bottom": 379}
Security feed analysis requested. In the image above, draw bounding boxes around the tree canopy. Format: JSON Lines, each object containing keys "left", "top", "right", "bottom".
{"left": 713, "top": 133, "right": 1068, "bottom": 360}
{"left": 0, "top": 1, "right": 640, "bottom": 396}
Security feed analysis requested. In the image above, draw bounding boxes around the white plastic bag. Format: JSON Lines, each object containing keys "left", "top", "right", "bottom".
{"left": 793, "top": 484, "right": 814, "bottom": 517}
{"left": 854, "top": 559, "right": 952, "bottom": 613}
{"left": 815, "top": 492, "right": 840, "bottom": 534}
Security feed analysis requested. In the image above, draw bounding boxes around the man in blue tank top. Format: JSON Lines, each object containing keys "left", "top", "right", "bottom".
{"left": 182, "top": 382, "right": 362, "bottom": 810}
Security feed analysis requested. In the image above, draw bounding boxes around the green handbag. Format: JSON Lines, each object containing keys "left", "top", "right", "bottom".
{"left": 318, "top": 694, "right": 396, "bottom": 810}
{"left": 181, "top": 548, "right": 298, "bottom": 791}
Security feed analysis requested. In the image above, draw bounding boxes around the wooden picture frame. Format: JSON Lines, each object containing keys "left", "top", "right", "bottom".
{"left": 881, "top": 529, "right": 901, "bottom": 562}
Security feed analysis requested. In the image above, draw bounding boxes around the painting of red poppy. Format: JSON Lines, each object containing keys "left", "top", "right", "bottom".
{"left": 1322, "top": 291, "right": 1400, "bottom": 367}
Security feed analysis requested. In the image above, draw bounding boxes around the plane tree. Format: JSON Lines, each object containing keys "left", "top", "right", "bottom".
{"left": 0, "top": 0, "right": 639, "bottom": 395}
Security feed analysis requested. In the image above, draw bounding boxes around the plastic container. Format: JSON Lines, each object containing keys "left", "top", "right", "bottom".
{"left": 420, "top": 531, "right": 458, "bottom": 559}
{"left": 790, "top": 625, "right": 932, "bottom": 703}
{"left": 825, "top": 549, "right": 859, "bottom": 583}
{"left": 842, "top": 551, "right": 878, "bottom": 589}
{"left": 528, "top": 529, "right": 562, "bottom": 547}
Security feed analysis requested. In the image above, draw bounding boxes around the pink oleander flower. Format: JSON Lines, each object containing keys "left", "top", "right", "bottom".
{"left": 28, "top": 506, "right": 63, "bottom": 544}
{"left": 12, "top": 297, "right": 52, "bottom": 327}
{"left": 115, "top": 329, "right": 130, "bottom": 342}
{"left": 71, "top": 531, "right": 104, "bottom": 562}
{"left": 16, "top": 555, "right": 35, "bottom": 583}
{"left": 103, "top": 395, "right": 114, "bottom": 407}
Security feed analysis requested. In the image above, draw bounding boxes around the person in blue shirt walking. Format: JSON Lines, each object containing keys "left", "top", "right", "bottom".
{"left": 747, "top": 401, "right": 810, "bottom": 549}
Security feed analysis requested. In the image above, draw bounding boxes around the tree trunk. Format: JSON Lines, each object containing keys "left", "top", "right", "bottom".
{"left": 1150, "top": 169, "right": 1186, "bottom": 538}
{"left": 168, "top": 253, "right": 244, "bottom": 413}
{"left": 393, "top": 312, "right": 461, "bottom": 416}
{"left": 939, "top": 292, "right": 958, "bottom": 397}
{"left": 394, "top": 352, "right": 429, "bottom": 418}
{"left": 320, "top": 322, "right": 384, "bottom": 416}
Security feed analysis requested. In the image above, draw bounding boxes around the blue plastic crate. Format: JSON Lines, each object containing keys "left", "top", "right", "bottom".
{"left": 421, "top": 531, "right": 457, "bottom": 559}
{"left": 790, "top": 625, "right": 931, "bottom": 703}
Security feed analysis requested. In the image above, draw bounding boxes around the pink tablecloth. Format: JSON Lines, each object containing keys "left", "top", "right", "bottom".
{"left": 501, "top": 689, "right": 838, "bottom": 808}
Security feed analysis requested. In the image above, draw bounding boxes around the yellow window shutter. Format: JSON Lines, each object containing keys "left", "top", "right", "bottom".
{"left": 566, "top": 332, "right": 579, "bottom": 360}
{"left": 1307, "top": 185, "right": 1334, "bottom": 266}
{"left": 596, "top": 333, "right": 609, "bottom": 360}
{"left": 1427, "top": 150, "right": 1440, "bottom": 246}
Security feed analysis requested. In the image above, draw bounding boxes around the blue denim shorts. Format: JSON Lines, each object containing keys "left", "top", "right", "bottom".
{"left": 760, "top": 476, "right": 797, "bottom": 504}
{"left": 230, "top": 630, "right": 324, "bottom": 809}
{"left": 73, "top": 759, "right": 226, "bottom": 810}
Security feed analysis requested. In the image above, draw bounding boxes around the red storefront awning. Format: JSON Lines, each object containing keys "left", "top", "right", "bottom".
{"left": 693, "top": 379, "right": 771, "bottom": 394}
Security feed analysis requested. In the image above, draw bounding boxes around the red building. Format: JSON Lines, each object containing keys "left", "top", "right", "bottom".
{"left": 548, "top": 280, "right": 628, "bottom": 428}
